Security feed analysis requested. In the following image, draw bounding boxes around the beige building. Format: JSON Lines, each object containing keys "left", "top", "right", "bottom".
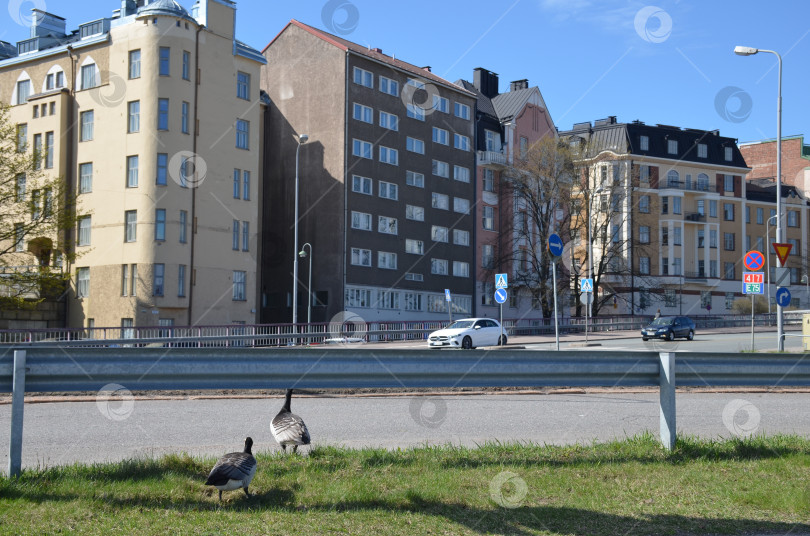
{"left": 0, "top": 0, "right": 265, "bottom": 330}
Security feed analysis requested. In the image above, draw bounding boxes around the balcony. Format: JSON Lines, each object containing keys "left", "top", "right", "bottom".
{"left": 477, "top": 150, "right": 507, "bottom": 168}
{"left": 684, "top": 212, "right": 705, "bottom": 222}
{"left": 659, "top": 180, "right": 712, "bottom": 192}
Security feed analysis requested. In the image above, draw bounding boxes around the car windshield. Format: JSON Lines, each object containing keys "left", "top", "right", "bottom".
{"left": 650, "top": 317, "right": 674, "bottom": 326}
{"left": 446, "top": 320, "right": 474, "bottom": 329}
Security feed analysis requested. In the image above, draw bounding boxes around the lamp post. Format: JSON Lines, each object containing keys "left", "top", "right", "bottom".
{"left": 298, "top": 243, "right": 313, "bottom": 326}
{"left": 291, "top": 133, "right": 309, "bottom": 344}
{"left": 586, "top": 185, "right": 604, "bottom": 344}
{"left": 735, "top": 45, "right": 783, "bottom": 350}
{"left": 765, "top": 213, "right": 778, "bottom": 317}
{"left": 802, "top": 274, "right": 809, "bottom": 309}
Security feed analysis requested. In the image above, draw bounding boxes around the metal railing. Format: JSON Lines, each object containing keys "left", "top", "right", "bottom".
{"left": 3, "top": 347, "right": 810, "bottom": 476}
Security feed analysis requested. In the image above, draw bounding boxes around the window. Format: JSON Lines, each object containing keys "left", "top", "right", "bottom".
{"left": 639, "top": 195, "right": 650, "bottom": 213}
{"left": 351, "top": 248, "right": 372, "bottom": 266}
{"left": 405, "top": 239, "right": 424, "bottom": 255}
{"left": 709, "top": 200, "right": 717, "bottom": 218}
{"left": 453, "top": 229, "right": 469, "bottom": 246}
{"left": 710, "top": 229, "right": 718, "bottom": 248}
{"left": 406, "top": 103, "right": 425, "bottom": 121}
{"left": 662, "top": 227, "right": 668, "bottom": 246}
{"left": 432, "top": 127, "right": 449, "bottom": 145}
{"left": 639, "top": 135, "right": 649, "bottom": 151}
{"left": 352, "top": 103, "right": 372, "bottom": 123}
{"left": 485, "top": 130, "right": 501, "bottom": 151}
{"left": 788, "top": 238, "right": 800, "bottom": 255}
{"left": 673, "top": 227, "right": 681, "bottom": 246}
{"left": 236, "top": 71, "right": 250, "bottom": 99}
{"left": 673, "top": 196, "right": 681, "bottom": 214}
{"left": 235, "top": 119, "right": 249, "bottom": 149}
{"left": 126, "top": 101, "right": 140, "bottom": 133}
{"left": 125, "top": 210, "right": 137, "bottom": 242}
{"left": 482, "top": 244, "right": 494, "bottom": 269}
{"left": 154, "top": 209, "right": 166, "bottom": 240}
{"left": 156, "top": 153, "right": 168, "bottom": 185}
{"left": 432, "top": 192, "right": 449, "bottom": 210}
{"left": 697, "top": 143, "right": 707, "bottom": 158}
{"left": 129, "top": 49, "right": 141, "bottom": 79}
{"left": 44, "top": 132, "right": 54, "bottom": 169}
{"left": 78, "top": 216, "right": 91, "bottom": 246}
{"left": 454, "top": 102, "right": 470, "bottom": 119}
{"left": 698, "top": 229, "right": 705, "bottom": 248}
{"left": 378, "top": 216, "right": 398, "bottom": 235}
{"left": 432, "top": 160, "right": 449, "bottom": 178}
{"left": 667, "top": 169, "right": 679, "bottom": 187}
{"left": 431, "top": 259, "right": 448, "bottom": 275}
{"left": 181, "top": 101, "right": 189, "bottom": 133}
{"left": 353, "top": 67, "right": 372, "bottom": 88}
{"left": 453, "top": 197, "right": 470, "bottom": 214}
{"left": 80, "top": 111, "right": 94, "bottom": 141}
{"left": 724, "top": 203, "right": 734, "bottom": 221}
{"left": 725, "top": 292, "right": 735, "bottom": 310}
{"left": 673, "top": 258, "right": 681, "bottom": 276}
{"left": 788, "top": 211, "right": 799, "bottom": 227}
{"left": 724, "top": 232, "right": 735, "bottom": 251}
{"left": 483, "top": 168, "right": 495, "bottom": 192}
{"left": 379, "top": 111, "right": 398, "bottom": 131}
{"left": 639, "top": 257, "right": 650, "bottom": 274}
{"left": 404, "top": 292, "right": 423, "bottom": 310}
{"left": 80, "top": 64, "right": 97, "bottom": 89}
{"left": 483, "top": 206, "right": 495, "bottom": 230}
{"left": 74, "top": 163, "right": 91, "bottom": 194}
{"left": 351, "top": 211, "right": 371, "bottom": 231}
{"left": 344, "top": 287, "right": 372, "bottom": 308}
{"left": 724, "top": 146, "right": 733, "bottom": 161}
{"left": 159, "top": 47, "right": 170, "bottom": 76}
{"left": 379, "top": 76, "right": 398, "bottom": 96}
{"left": 77, "top": 268, "right": 90, "bottom": 298}
{"left": 406, "top": 171, "right": 424, "bottom": 188}
{"left": 233, "top": 169, "right": 241, "bottom": 199}
{"left": 378, "top": 251, "right": 397, "bottom": 270}
{"left": 352, "top": 139, "right": 372, "bottom": 159}
{"left": 406, "top": 137, "right": 424, "bottom": 154}
{"left": 667, "top": 139, "right": 677, "bottom": 154}
{"left": 431, "top": 226, "right": 449, "bottom": 242}
{"left": 724, "top": 174, "right": 734, "bottom": 192}
{"left": 178, "top": 265, "right": 186, "bottom": 297}
{"left": 697, "top": 173, "right": 709, "bottom": 191}
{"left": 453, "top": 261, "right": 470, "bottom": 278}
{"left": 33, "top": 134, "right": 42, "bottom": 170}
{"left": 122, "top": 265, "right": 129, "bottom": 296}
{"left": 232, "top": 271, "right": 246, "bottom": 300}
{"left": 454, "top": 133, "right": 471, "bottom": 151}
{"left": 126, "top": 155, "right": 139, "bottom": 187}
{"left": 453, "top": 166, "right": 470, "bottom": 183}
{"left": 16, "top": 79, "right": 31, "bottom": 104}
{"left": 661, "top": 196, "right": 668, "bottom": 214}
{"left": 379, "top": 146, "right": 398, "bottom": 165}
{"left": 158, "top": 98, "right": 169, "bottom": 130}
{"left": 433, "top": 95, "right": 449, "bottom": 113}
{"left": 16, "top": 124, "right": 26, "bottom": 152}
{"left": 232, "top": 220, "right": 240, "bottom": 250}
{"left": 406, "top": 205, "right": 424, "bottom": 221}
{"left": 379, "top": 181, "right": 398, "bottom": 200}
{"left": 639, "top": 225, "right": 650, "bottom": 244}
{"left": 352, "top": 175, "right": 372, "bottom": 194}
{"left": 745, "top": 206, "right": 751, "bottom": 224}
{"left": 710, "top": 260, "right": 718, "bottom": 278}
{"left": 612, "top": 224, "right": 622, "bottom": 244}
{"left": 14, "top": 223, "right": 24, "bottom": 252}
{"left": 242, "top": 221, "right": 249, "bottom": 251}
{"left": 243, "top": 171, "right": 250, "bottom": 200}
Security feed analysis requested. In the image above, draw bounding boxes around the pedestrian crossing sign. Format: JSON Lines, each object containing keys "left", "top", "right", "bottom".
{"left": 495, "top": 273, "right": 508, "bottom": 289}
{"left": 580, "top": 278, "right": 594, "bottom": 292}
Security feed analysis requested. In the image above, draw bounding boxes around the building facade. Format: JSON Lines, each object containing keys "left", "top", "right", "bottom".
{"left": 261, "top": 20, "right": 477, "bottom": 325}
{"left": 740, "top": 136, "right": 810, "bottom": 195}
{"left": 0, "top": 0, "right": 266, "bottom": 330}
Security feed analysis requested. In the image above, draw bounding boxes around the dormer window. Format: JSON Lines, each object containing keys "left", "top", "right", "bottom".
{"left": 697, "top": 143, "right": 707, "bottom": 158}
{"left": 79, "top": 20, "right": 105, "bottom": 38}
{"left": 667, "top": 139, "right": 678, "bottom": 155}
{"left": 639, "top": 135, "right": 649, "bottom": 151}
{"left": 724, "top": 146, "right": 733, "bottom": 161}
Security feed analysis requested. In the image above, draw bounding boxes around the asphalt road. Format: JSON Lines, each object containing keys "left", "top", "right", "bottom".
{"left": 1, "top": 391, "right": 809, "bottom": 470}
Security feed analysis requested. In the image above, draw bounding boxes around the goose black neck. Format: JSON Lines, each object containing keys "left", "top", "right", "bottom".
{"left": 244, "top": 437, "right": 253, "bottom": 454}
{"left": 283, "top": 389, "right": 293, "bottom": 412}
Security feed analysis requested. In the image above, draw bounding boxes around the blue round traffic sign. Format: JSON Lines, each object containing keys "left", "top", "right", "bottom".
{"left": 775, "top": 287, "right": 791, "bottom": 308}
{"left": 494, "top": 288, "right": 507, "bottom": 304}
{"left": 548, "top": 233, "right": 564, "bottom": 258}
{"left": 744, "top": 251, "right": 764, "bottom": 271}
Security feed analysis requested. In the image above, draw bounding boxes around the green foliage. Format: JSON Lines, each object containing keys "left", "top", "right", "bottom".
{"left": 731, "top": 295, "right": 769, "bottom": 315}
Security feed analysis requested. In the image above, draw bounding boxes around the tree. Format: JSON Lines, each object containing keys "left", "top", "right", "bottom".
{"left": 0, "top": 103, "right": 78, "bottom": 306}
{"left": 732, "top": 295, "right": 768, "bottom": 315}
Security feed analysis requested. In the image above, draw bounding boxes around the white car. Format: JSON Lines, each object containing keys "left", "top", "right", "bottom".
{"left": 428, "top": 318, "right": 506, "bottom": 349}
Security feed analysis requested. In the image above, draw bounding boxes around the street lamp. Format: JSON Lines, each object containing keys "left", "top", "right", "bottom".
{"left": 735, "top": 45, "right": 783, "bottom": 350}
{"left": 765, "top": 213, "right": 778, "bottom": 317}
{"left": 298, "top": 243, "right": 313, "bottom": 326}
{"left": 586, "top": 185, "right": 604, "bottom": 344}
{"left": 291, "top": 133, "right": 309, "bottom": 343}
{"left": 802, "top": 274, "right": 809, "bottom": 309}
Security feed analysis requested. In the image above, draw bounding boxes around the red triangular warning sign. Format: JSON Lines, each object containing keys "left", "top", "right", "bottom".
{"left": 772, "top": 242, "right": 792, "bottom": 266}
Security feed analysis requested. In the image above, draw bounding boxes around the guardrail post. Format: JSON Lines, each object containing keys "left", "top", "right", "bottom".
{"left": 659, "top": 352, "right": 676, "bottom": 450}
{"left": 8, "top": 350, "right": 26, "bottom": 477}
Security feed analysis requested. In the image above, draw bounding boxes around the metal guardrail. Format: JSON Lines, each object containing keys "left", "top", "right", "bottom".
{"left": 3, "top": 347, "right": 810, "bottom": 476}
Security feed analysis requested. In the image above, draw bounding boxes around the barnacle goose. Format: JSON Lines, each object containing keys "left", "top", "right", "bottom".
{"left": 205, "top": 437, "right": 257, "bottom": 501}
{"left": 271, "top": 389, "right": 311, "bottom": 453}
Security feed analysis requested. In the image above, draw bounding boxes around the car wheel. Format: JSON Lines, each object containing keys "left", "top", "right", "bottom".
{"left": 498, "top": 335, "right": 507, "bottom": 346}
{"left": 642, "top": 337, "right": 648, "bottom": 342}
{"left": 687, "top": 330, "right": 694, "bottom": 341}
{"left": 666, "top": 330, "right": 675, "bottom": 341}
{"left": 462, "top": 336, "right": 472, "bottom": 350}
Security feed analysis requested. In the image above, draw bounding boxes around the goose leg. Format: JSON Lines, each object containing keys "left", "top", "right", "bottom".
{"left": 293, "top": 445, "right": 298, "bottom": 454}
{"left": 219, "top": 490, "right": 223, "bottom": 501}
{"left": 243, "top": 487, "right": 251, "bottom": 498}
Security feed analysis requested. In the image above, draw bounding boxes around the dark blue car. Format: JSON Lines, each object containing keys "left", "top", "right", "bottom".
{"left": 641, "top": 316, "right": 695, "bottom": 341}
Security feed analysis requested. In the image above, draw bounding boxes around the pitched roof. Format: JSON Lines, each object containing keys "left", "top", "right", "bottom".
{"left": 265, "top": 20, "right": 474, "bottom": 97}
{"left": 455, "top": 79, "right": 497, "bottom": 118}
{"left": 492, "top": 87, "right": 541, "bottom": 122}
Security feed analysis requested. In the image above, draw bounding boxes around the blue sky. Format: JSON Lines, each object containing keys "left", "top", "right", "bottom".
{"left": 4, "top": 0, "right": 808, "bottom": 144}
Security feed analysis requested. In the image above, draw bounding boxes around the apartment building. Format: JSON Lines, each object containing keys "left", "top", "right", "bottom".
{"left": 0, "top": 0, "right": 266, "bottom": 330}
{"left": 560, "top": 117, "right": 809, "bottom": 315}
{"left": 740, "top": 135, "right": 810, "bottom": 194}
{"left": 454, "top": 68, "right": 556, "bottom": 318}
{"left": 260, "top": 20, "right": 477, "bottom": 324}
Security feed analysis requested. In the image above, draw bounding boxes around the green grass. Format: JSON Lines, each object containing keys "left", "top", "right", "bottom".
{"left": 1, "top": 433, "right": 809, "bottom": 535}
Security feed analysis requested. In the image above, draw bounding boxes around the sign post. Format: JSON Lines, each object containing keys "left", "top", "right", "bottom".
{"left": 743, "top": 271, "right": 765, "bottom": 351}
{"left": 495, "top": 274, "right": 508, "bottom": 344}
{"left": 772, "top": 243, "right": 792, "bottom": 352}
{"left": 548, "top": 233, "right": 564, "bottom": 351}
{"left": 444, "top": 289, "right": 452, "bottom": 324}
{"left": 580, "top": 277, "right": 594, "bottom": 344}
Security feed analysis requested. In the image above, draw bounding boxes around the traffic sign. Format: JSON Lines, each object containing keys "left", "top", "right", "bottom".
{"left": 773, "top": 267, "right": 790, "bottom": 287}
{"left": 743, "top": 251, "right": 764, "bottom": 271}
{"left": 743, "top": 282, "right": 764, "bottom": 295}
{"left": 743, "top": 272, "right": 764, "bottom": 284}
{"left": 776, "top": 286, "right": 791, "bottom": 307}
{"left": 580, "top": 278, "right": 593, "bottom": 292}
{"left": 495, "top": 273, "right": 508, "bottom": 289}
{"left": 547, "top": 233, "right": 564, "bottom": 258}
{"left": 494, "top": 288, "right": 507, "bottom": 304}
{"left": 445, "top": 289, "right": 451, "bottom": 302}
{"left": 580, "top": 293, "right": 594, "bottom": 305}
{"left": 772, "top": 243, "right": 792, "bottom": 266}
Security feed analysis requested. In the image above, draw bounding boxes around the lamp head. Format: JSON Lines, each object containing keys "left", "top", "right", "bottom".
{"left": 734, "top": 46, "right": 758, "bottom": 56}
{"left": 298, "top": 250, "right": 307, "bottom": 258}
{"left": 298, "top": 133, "right": 309, "bottom": 144}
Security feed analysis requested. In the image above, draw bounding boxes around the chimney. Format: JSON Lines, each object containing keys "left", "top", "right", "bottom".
{"left": 473, "top": 67, "right": 499, "bottom": 99}
{"left": 30, "top": 9, "right": 66, "bottom": 38}
{"left": 371, "top": 47, "right": 383, "bottom": 54}
{"left": 120, "top": 0, "right": 138, "bottom": 16}
{"left": 422, "top": 66, "right": 431, "bottom": 72}
{"left": 509, "top": 79, "right": 528, "bottom": 92}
